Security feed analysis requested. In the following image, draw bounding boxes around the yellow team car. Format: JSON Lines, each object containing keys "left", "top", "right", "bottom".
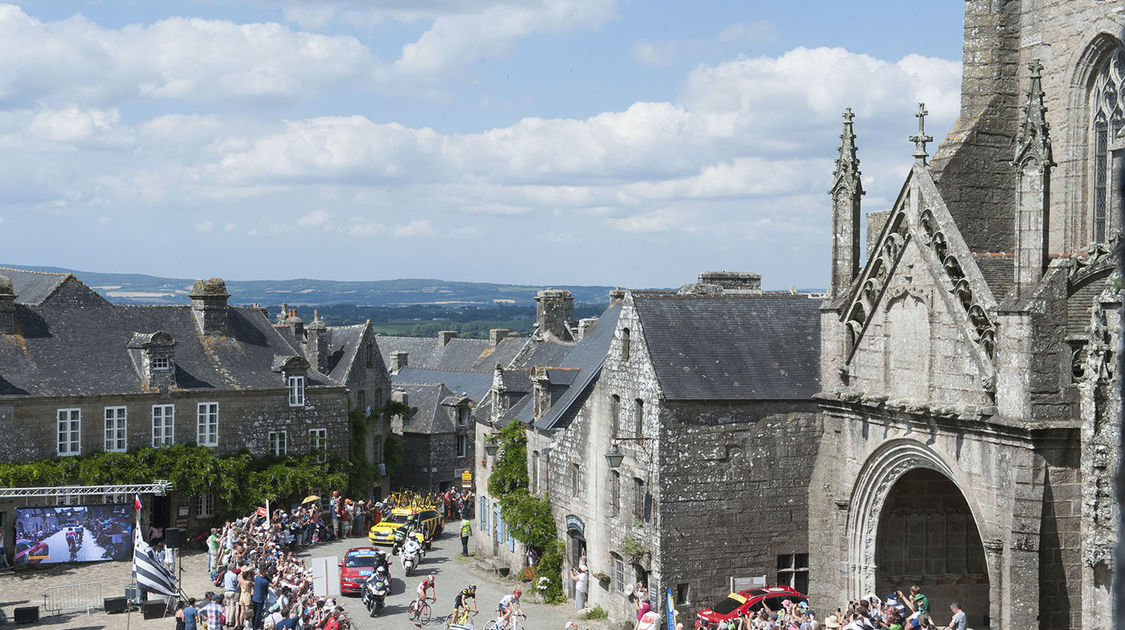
{"left": 368, "top": 508, "right": 446, "bottom": 546}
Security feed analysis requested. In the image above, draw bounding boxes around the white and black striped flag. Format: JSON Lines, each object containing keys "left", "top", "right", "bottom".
{"left": 133, "top": 529, "right": 176, "bottom": 596}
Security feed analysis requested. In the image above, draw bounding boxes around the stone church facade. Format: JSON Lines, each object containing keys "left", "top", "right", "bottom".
{"left": 815, "top": 2, "right": 1123, "bottom": 629}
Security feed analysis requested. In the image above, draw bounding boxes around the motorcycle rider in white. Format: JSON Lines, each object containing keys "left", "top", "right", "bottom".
{"left": 402, "top": 537, "right": 422, "bottom": 572}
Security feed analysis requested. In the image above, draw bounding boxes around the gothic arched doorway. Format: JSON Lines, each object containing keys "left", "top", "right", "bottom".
{"left": 875, "top": 469, "right": 990, "bottom": 627}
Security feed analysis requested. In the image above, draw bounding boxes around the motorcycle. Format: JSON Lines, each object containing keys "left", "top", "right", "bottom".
{"left": 401, "top": 545, "right": 420, "bottom": 575}
{"left": 391, "top": 529, "right": 406, "bottom": 556}
{"left": 362, "top": 577, "right": 389, "bottom": 617}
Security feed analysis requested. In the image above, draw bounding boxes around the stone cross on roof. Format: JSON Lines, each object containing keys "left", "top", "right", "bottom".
{"left": 910, "top": 102, "right": 933, "bottom": 164}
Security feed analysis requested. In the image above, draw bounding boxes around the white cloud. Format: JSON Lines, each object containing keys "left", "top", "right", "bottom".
{"left": 296, "top": 209, "right": 331, "bottom": 228}
{"left": 392, "top": 219, "right": 437, "bottom": 237}
{"left": 28, "top": 107, "right": 134, "bottom": 149}
{"left": 631, "top": 40, "right": 677, "bottom": 67}
{"left": 718, "top": 21, "right": 775, "bottom": 44}
{"left": 193, "top": 221, "right": 214, "bottom": 232}
{"left": 349, "top": 222, "right": 384, "bottom": 237}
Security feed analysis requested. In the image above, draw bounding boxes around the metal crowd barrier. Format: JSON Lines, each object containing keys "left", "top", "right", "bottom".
{"left": 42, "top": 582, "right": 103, "bottom": 616}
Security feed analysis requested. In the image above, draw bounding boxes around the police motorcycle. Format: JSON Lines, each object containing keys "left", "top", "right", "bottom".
{"left": 400, "top": 536, "right": 423, "bottom": 576}
{"left": 362, "top": 566, "right": 390, "bottom": 616}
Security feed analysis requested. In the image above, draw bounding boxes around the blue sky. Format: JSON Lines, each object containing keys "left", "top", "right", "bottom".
{"left": 0, "top": 1, "right": 966, "bottom": 289}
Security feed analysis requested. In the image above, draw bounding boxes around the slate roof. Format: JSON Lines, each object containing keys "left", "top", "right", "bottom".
{"left": 0, "top": 279, "right": 336, "bottom": 398}
{"left": 325, "top": 323, "right": 367, "bottom": 383}
{"left": 393, "top": 367, "right": 493, "bottom": 401}
{"left": 972, "top": 254, "right": 1015, "bottom": 303}
{"left": 0, "top": 267, "right": 74, "bottom": 305}
{"left": 395, "top": 382, "right": 456, "bottom": 434}
{"left": 631, "top": 293, "right": 821, "bottom": 401}
{"left": 531, "top": 301, "right": 622, "bottom": 430}
{"left": 377, "top": 335, "right": 523, "bottom": 372}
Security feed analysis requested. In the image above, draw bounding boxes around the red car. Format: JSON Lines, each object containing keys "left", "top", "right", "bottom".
{"left": 695, "top": 586, "right": 808, "bottom": 629}
{"left": 339, "top": 547, "right": 384, "bottom": 595}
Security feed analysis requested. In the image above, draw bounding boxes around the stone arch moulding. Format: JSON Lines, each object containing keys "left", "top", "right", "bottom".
{"left": 843, "top": 438, "right": 989, "bottom": 600}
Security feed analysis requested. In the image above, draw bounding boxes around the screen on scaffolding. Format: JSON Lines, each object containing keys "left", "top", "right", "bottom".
{"left": 15, "top": 504, "right": 134, "bottom": 564}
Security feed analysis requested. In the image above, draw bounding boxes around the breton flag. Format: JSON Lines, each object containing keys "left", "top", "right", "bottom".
{"left": 256, "top": 506, "right": 268, "bottom": 518}
{"left": 134, "top": 493, "right": 142, "bottom": 512}
{"left": 133, "top": 529, "right": 176, "bottom": 596}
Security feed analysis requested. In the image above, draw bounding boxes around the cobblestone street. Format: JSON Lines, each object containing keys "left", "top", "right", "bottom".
{"left": 0, "top": 530, "right": 609, "bottom": 630}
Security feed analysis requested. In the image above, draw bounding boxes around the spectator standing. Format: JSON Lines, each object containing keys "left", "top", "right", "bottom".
{"left": 206, "top": 528, "right": 221, "bottom": 577}
{"left": 252, "top": 568, "right": 270, "bottom": 629}
{"left": 200, "top": 595, "right": 225, "bottom": 630}
{"left": 461, "top": 519, "right": 471, "bottom": 556}
{"left": 222, "top": 563, "right": 239, "bottom": 625}
{"left": 946, "top": 602, "right": 966, "bottom": 630}
{"left": 329, "top": 491, "right": 341, "bottom": 538}
{"left": 569, "top": 560, "right": 589, "bottom": 609}
{"left": 183, "top": 597, "right": 199, "bottom": 630}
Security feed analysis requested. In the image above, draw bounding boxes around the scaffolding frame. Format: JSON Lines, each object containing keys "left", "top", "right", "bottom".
{"left": 0, "top": 480, "right": 173, "bottom": 499}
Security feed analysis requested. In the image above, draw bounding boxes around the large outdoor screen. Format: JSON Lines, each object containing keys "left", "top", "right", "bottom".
{"left": 14, "top": 504, "right": 133, "bottom": 564}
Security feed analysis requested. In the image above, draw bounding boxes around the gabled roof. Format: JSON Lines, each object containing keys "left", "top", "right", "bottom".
{"left": 0, "top": 280, "right": 336, "bottom": 398}
{"left": 325, "top": 323, "right": 367, "bottom": 383}
{"left": 396, "top": 382, "right": 457, "bottom": 434}
{"left": 531, "top": 301, "right": 622, "bottom": 429}
{"left": 377, "top": 335, "right": 524, "bottom": 372}
{"left": 0, "top": 267, "right": 96, "bottom": 305}
{"left": 393, "top": 367, "right": 493, "bottom": 401}
{"left": 633, "top": 293, "right": 821, "bottom": 401}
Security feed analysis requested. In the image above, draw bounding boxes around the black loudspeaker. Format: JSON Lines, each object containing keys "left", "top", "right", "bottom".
{"left": 164, "top": 527, "right": 184, "bottom": 549}
{"left": 142, "top": 599, "right": 167, "bottom": 619}
{"left": 14, "top": 606, "right": 39, "bottom": 624}
{"left": 104, "top": 596, "right": 129, "bottom": 614}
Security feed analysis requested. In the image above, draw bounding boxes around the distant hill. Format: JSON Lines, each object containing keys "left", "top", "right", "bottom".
{"left": 0, "top": 264, "right": 619, "bottom": 306}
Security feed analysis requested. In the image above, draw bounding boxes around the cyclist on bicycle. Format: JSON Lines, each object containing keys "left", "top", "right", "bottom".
{"left": 452, "top": 584, "right": 478, "bottom": 622}
{"left": 496, "top": 589, "right": 523, "bottom": 628}
{"left": 412, "top": 574, "right": 436, "bottom": 615}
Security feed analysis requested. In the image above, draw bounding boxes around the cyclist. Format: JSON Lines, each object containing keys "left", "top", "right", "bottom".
{"left": 496, "top": 589, "right": 523, "bottom": 628}
{"left": 452, "top": 584, "right": 478, "bottom": 624}
{"left": 412, "top": 574, "right": 436, "bottom": 617}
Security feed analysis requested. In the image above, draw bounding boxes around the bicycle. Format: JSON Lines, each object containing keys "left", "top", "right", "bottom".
{"left": 484, "top": 613, "right": 526, "bottom": 630}
{"left": 409, "top": 595, "right": 437, "bottom": 623}
{"left": 445, "top": 609, "right": 477, "bottom": 628}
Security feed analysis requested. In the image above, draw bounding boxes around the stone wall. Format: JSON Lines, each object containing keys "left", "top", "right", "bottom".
{"left": 658, "top": 402, "right": 822, "bottom": 620}
{"left": 1037, "top": 433, "right": 1084, "bottom": 630}
{"left": 0, "top": 387, "right": 349, "bottom": 464}
{"left": 393, "top": 432, "right": 457, "bottom": 491}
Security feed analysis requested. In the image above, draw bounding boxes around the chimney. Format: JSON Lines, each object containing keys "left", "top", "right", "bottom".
{"left": 489, "top": 328, "right": 511, "bottom": 346}
{"left": 609, "top": 288, "right": 625, "bottom": 304}
{"left": 535, "top": 289, "right": 574, "bottom": 340}
{"left": 390, "top": 351, "right": 409, "bottom": 374}
{"left": 276, "top": 303, "right": 289, "bottom": 325}
{"left": 0, "top": 275, "right": 14, "bottom": 334}
{"left": 697, "top": 271, "right": 762, "bottom": 292}
{"left": 438, "top": 330, "right": 458, "bottom": 347}
{"left": 391, "top": 387, "right": 408, "bottom": 433}
{"left": 189, "top": 278, "right": 229, "bottom": 335}
{"left": 491, "top": 363, "right": 508, "bottom": 425}
{"left": 287, "top": 309, "right": 305, "bottom": 339}
{"left": 304, "top": 310, "right": 329, "bottom": 373}
{"left": 532, "top": 366, "right": 551, "bottom": 421}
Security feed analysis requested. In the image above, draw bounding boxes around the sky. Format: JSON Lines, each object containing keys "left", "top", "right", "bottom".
{"left": 0, "top": 1, "right": 967, "bottom": 289}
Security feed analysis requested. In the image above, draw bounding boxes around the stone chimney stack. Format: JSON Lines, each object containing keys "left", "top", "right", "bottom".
{"left": 286, "top": 309, "right": 304, "bottom": 339}
{"left": 535, "top": 289, "right": 574, "bottom": 340}
{"left": 609, "top": 288, "right": 625, "bottom": 305}
{"left": 304, "top": 310, "right": 329, "bottom": 373}
{"left": 532, "top": 366, "right": 551, "bottom": 420}
{"left": 189, "top": 278, "right": 229, "bottom": 336}
{"left": 576, "top": 318, "right": 598, "bottom": 341}
{"left": 0, "top": 275, "right": 14, "bottom": 334}
{"left": 829, "top": 108, "right": 864, "bottom": 299}
{"left": 1012, "top": 60, "right": 1053, "bottom": 297}
{"left": 276, "top": 303, "right": 289, "bottom": 325}
{"left": 390, "top": 351, "right": 408, "bottom": 374}
{"left": 390, "top": 387, "right": 408, "bottom": 433}
{"left": 438, "top": 330, "right": 458, "bottom": 347}
{"left": 489, "top": 328, "right": 511, "bottom": 346}
{"left": 697, "top": 271, "right": 762, "bottom": 292}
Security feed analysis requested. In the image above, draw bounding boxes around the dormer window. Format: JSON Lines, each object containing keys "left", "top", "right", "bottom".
{"left": 152, "top": 357, "right": 170, "bottom": 371}
{"left": 288, "top": 375, "right": 306, "bottom": 407}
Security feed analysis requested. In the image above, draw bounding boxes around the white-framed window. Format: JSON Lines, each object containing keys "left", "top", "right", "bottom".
{"left": 152, "top": 404, "right": 174, "bottom": 447}
{"left": 457, "top": 434, "right": 468, "bottom": 458}
{"left": 197, "top": 402, "right": 219, "bottom": 446}
{"left": 309, "top": 428, "right": 327, "bottom": 461}
{"left": 151, "top": 356, "right": 170, "bottom": 371}
{"left": 612, "top": 553, "right": 626, "bottom": 593}
{"left": 57, "top": 408, "right": 81, "bottom": 456}
{"left": 288, "top": 376, "right": 306, "bottom": 407}
{"left": 197, "top": 492, "right": 215, "bottom": 519}
{"left": 268, "top": 430, "right": 287, "bottom": 456}
{"left": 104, "top": 406, "right": 127, "bottom": 452}
{"left": 777, "top": 553, "right": 810, "bottom": 595}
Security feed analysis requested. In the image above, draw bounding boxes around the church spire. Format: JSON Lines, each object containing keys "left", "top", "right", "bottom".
{"left": 1013, "top": 59, "right": 1054, "bottom": 168}
{"left": 1012, "top": 59, "right": 1054, "bottom": 296}
{"left": 831, "top": 107, "right": 864, "bottom": 195}
{"left": 829, "top": 107, "right": 864, "bottom": 298}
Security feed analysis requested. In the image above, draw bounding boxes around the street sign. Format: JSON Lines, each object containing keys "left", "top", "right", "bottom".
{"left": 461, "top": 470, "right": 472, "bottom": 488}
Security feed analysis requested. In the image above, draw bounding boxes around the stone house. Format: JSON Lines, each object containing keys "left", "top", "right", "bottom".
{"left": 814, "top": 2, "right": 1123, "bottom": 628}
{"left": 0, "top": 269, "right": 386, "bottom": 538}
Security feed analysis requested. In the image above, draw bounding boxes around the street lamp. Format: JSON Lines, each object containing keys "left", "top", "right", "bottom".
{"left": 604, "top": 437, "right": 652, "bottom": 469}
